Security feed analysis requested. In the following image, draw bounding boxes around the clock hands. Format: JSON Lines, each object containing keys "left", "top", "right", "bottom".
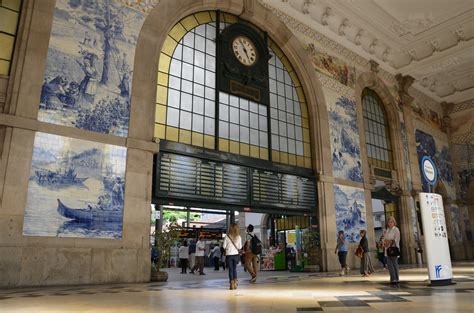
{"left": 239, "top": 40, "right": 251, "bottom": 60}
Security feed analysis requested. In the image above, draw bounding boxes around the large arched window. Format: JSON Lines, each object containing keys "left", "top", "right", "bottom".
{"left": 0, "top": 0, "right": 22, "bottom": 75}
{"left": 154, "top": 11, "right": 312, "bottom": 169}
{"left": 361, "top": 88, "right": 393, "bottom": 173}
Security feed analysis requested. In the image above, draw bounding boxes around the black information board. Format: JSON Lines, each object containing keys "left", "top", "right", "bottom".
{"left": 252, "top": 170, "right": 316, "bottom": 210}
{"left": 155, "top": 153, "right": 316, "bottom": 212}
{"left": 157, "top": 153, "right": 249, "bottom": 205}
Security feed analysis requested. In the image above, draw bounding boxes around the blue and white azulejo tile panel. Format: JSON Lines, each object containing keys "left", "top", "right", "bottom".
{"left": 325, "top": 89, "right": 363, "bottom": 182}
{"left": 22, "top": 132, "right": 127, "bottom": 239}
{"left": 38, "top": 0, "right": 159, "bottom": 136}
{"left": 414, "top": 129, "right": 455, "bottom": 198}
{"left": 334, "top": 184, "right": 366, "bottom": 243}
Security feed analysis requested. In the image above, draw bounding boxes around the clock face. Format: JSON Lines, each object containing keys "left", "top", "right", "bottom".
{"left": 232, "top": 36, "right": 258, "bottom": 66}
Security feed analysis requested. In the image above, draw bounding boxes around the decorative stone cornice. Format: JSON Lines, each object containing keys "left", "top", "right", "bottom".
{"left": 369, "top": 60, "right": 379, "bottom": 73}
{"left": 258, "top": 1, "right": 396, "bottom": 81}
{"left": 316, "top": 72, "right": 355, "bottom": 99}
{"left": 395, "top": 74, "right": 415, "bottom": 107}
{"left": 451, "top": 99, "right": 474, "bottom": 114}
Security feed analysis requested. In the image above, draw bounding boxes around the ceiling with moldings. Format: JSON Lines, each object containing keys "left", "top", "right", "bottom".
{"left": 262, "top": 0, "right": 474, "bottom": 104}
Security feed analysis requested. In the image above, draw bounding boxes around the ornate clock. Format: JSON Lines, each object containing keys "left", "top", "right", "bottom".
{"left": 232, "top": 36, "right": 258, "bottom": 66}
{"left": 218, "top": 22, "right": 270, "bottom": 105}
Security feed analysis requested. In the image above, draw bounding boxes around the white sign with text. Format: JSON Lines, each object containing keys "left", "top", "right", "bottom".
{"left": 419, "top": 193, "right": 453, "bottom": 283}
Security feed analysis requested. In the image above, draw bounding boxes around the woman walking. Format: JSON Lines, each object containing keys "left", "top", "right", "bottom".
{"left": 384, "top": 216, "right": 401, "bottom": 284}
{"left": 335, "top": 230, "right": 350, "bottom": 276}
{"left": 359, "top": 229, "right": 374, "bottom": 277}
{"left": 223, "top": 223, "right": 242, "bottom": 290}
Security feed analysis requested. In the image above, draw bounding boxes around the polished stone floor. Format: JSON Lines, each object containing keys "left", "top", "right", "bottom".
{"left": 1, "top": 263, "right": 473, "bottom": 312}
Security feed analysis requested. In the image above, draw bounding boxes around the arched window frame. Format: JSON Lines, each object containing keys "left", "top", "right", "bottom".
{"left": 361, "top": 88, "right": 394, "bottom": 172}
{"left": 154, "top": 11, "right": 312, "bottom": 169}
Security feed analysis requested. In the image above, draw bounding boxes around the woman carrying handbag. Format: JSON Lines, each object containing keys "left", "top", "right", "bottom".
{"left": 223, "top": 223, "right": 242, "bottom": 290}
{"left": 384, "top": 216, "right": 401, "bottom": 284}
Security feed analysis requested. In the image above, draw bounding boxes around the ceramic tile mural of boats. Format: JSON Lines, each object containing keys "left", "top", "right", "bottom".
{"left": 22, "top": 132, "right": 127, "bottom": 239}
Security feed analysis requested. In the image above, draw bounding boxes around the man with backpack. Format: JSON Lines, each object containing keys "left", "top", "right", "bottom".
{"left": 245, "top": 224, "right": 261, "bottom": 283}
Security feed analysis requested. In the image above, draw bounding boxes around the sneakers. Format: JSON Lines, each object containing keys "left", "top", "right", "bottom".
{"left": 340, "top": 269, "right": 345, "bottom": 276}
{"left": 345, "top": 266, "right": 351, "bottom": 275}
{"left": 250, "top": 275, "right": 257, "bottom": 283}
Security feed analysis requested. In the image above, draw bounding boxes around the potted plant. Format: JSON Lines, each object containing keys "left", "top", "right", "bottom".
{"left": 302, "top": 227, "right": 322, "bottom": 272}
{"left": 150, "top": 223, "right": 182, "bottom": 282}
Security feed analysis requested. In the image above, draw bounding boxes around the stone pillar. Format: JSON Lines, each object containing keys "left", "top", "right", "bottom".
{"left": 396, "top": 74, "right": 418, "bottom": 264}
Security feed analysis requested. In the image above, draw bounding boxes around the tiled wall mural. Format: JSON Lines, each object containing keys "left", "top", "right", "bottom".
{"left": 39, "top": 0, "right": 159, "bottom": 136}
{"left": 462, "top": 207, "right": 473, "bottom": 241}
{"left": 22, "top": 132, "right": 127, "bottom": 239}
{"left": 453, "top": 143, "right": 474, "bottom": 201}
{"left": 326, "top": 90, "right": 363, "bottom": 182}
{"left": 305, "top": 43, "right": 357, "bottom": 87}
{"left": 334, "top": 184, "right": 366, "bottom": 243}
{"left": 449, "top": 205, "right": 463, "bottom": 242}
{"left": 415, "top": 129, "right": 455, "bottom": 198}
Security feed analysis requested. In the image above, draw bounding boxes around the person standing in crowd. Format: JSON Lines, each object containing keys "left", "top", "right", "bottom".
{"left": 178, "top": 240, "right": 189, "bottom": 274}
{"left": 376, "top": 234, "right": 387, "bottom": 269}
{"left": 335, "top": 230, "right": 350, "bottom": 276}
{"left": 245, "top": 224, "right": 258, "bottom": 283}
{"left": 359, "top": 229, "right": 374, "bottom": 277}
{"left": 220, "top": 245, "right": 226, "bottom": 270}
{"left": 188, "top": 239, "right": 196, "bottom": 274}
{"left": 384, "top": 216, "right": 401, "bottom": 284}
{"left": 193, "top": 236, "right": 206, "bottom": 275}
{"left": 223, "top": 223, "right": 242, "bottom": 290}
{"left": 211, "top": 244, "right": 221, "bottom": 271}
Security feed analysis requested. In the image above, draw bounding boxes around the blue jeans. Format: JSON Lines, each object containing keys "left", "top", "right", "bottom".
{"left": 226, "top": 254, "right": 239, "bottom": 282}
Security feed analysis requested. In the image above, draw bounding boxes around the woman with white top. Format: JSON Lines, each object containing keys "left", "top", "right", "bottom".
{"left": 178, "top": 240, "right": 189, "bottom": 274}
{"left": 384, "top": 216, "right": 401, "bottom": 284}
{"left": 223, "top": 223, "right": 242, "bottom": 290}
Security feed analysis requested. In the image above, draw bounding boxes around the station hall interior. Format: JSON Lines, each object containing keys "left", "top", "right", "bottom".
{"left": 0, "top": 0, "right": 473, "bottom": 312}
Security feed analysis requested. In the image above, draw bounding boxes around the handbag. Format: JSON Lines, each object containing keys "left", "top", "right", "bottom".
{"left": 387, "top": 246, "right": 400, "bottom": 257}
{"left": 355, "top": 245, "right": 363, "bottom": 258}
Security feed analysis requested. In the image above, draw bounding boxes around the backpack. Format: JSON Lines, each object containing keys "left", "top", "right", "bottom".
{"left": 250, "top": 234, "right": 262, "bottom": 255}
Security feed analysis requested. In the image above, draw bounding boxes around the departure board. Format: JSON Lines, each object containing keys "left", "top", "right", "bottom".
{"left": 155, "top": 153, "right": 316, "bottom": 212}
{"left": 157, "top": 153, "right": 249, "bottom": 205}
{"left": 252, "top": 170, "right": 316, "bottom": 210}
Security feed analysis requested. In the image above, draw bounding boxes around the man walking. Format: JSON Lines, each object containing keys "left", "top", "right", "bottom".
{"left": 245, "top": 224, "right": 260, "bottom": 283}
{"left": 193, "top": 236, "right": 206, "bottom": 275}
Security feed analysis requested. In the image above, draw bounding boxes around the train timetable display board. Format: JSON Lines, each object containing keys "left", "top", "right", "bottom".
{"left": 155, "top": 152, "right": 316, "bottom": 213}
{"left": 251, "top": 170, "right": 316, "bottom": 211}
{"left": 157, "top": 153, "right": 249, "bottom": 205}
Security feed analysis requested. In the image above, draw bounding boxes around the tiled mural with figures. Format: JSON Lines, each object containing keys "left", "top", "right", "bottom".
{"left": 326, "top": 89, "right": 363, "bottom": 182}
{"left": 22, "top": 132, "right": 127, "bottom": 239}
{"left": 415, "top": 129, "right": 455, "bottom": 199}
{"left": 449, "top": 205, "right": 463, "bottom": 242}
{"left": 305, "top": 43, "right": 357, "bottom": 87}
{"left": 334, "top": 184, "right": 366, "bottom": 243}
{"left": 39, "top": 0, "right": 159, "bottom": 136}
{"left": 453, "top": 143, "right": 474, "bottom": 201}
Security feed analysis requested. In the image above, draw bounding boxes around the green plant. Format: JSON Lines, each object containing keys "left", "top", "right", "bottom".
{"left": 154, "top": 223, "right": 182, "bottom": 268}
{"left": 302, "top": 228, "right": 321, "bottom": 266}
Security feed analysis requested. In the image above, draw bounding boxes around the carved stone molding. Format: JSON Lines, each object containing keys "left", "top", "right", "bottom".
{"left": 369, "top": 60, "right": 379, "bottom": 73}
{"left": 316, "top": 73, "right": 355, "bottom": 99}
{"left": 451, "top": 99, "right": 474, "bottom": 114}
{"left": 396, "top": 74, "right": 415, "bottom": 107}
